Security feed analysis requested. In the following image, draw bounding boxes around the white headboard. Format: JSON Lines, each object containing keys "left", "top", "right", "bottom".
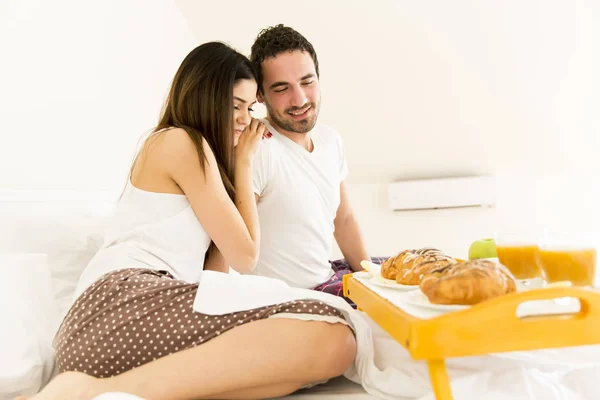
{"left": 0, "top": 189, "right": 118, "bottom": 216}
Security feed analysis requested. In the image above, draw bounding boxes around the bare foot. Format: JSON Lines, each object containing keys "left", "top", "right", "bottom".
{"left": 18, "top": 371, "right": 106, "bottom": 400}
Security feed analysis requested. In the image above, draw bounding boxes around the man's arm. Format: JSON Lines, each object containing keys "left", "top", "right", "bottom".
{"left": 333, "top": 181, "right": 369, "bottom": 272}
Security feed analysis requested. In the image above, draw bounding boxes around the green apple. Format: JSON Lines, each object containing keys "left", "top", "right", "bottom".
{"left": 468, "top": 238, "right": 497, "bottom": 260}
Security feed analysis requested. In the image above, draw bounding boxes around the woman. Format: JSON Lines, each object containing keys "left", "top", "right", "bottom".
{"left": 23, "top": 42, "right": 356, "bottom": 400}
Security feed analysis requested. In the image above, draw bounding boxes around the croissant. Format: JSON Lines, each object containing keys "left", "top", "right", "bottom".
{"left": 380, "top": 249, "right": 416, "bottom": 280}
{"left": 420, "top": 259, "right": 517, "bottom": 305}
{"left": 397, "top": 249, "right": 456, "bottom": 285}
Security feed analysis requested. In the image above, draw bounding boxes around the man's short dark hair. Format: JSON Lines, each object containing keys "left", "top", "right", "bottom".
{"left": 250, "top": 24, "right": 319, "bottom": 92}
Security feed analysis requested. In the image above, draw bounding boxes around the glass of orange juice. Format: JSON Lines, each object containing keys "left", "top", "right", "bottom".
{"left": 496, "top": 232, "right": 545, "bottom": 280}
{"left": 536, "top": 232, "right": 597, "bottom": 287}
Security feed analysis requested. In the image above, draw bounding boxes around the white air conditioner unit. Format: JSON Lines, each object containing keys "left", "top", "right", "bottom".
{"left": 388, "top": 176, "right": 496, "bottom": 211}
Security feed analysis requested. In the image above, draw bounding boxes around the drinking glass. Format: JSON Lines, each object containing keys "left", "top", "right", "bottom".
{"left": 536, "top": 232, "right": 597, "bottom": 287}
{"left": 496, "top": 232, "right": 546, "bottom": 282}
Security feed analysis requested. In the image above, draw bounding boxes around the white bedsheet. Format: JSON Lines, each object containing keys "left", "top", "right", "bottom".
{"left": 193, "top": 271, "right": 600, "bottom": 400}
{"left": 89, "top": 377, "right": 376, "bottom": 400}
{"left": 281, "top": 377, "right": 377, "bottom": 399}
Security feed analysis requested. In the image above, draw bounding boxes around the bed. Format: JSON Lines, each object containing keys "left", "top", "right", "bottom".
{"left": 2, "top": 189, "right": 599, "bottom": 400}
{"left": 0, "top": 189, "right": 376, "bottom": 400}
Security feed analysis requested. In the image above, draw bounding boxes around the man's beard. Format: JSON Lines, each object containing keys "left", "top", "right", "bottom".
{"left": 265, "top": 100, "right": 320, "bottom": 134}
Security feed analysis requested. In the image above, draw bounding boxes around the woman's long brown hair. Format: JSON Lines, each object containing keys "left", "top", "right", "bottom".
{"left": 130, "top": 42, "right": 257, "bottom": 261}
{"left": 151, "top": 42, "right": 256, "bottom": 200}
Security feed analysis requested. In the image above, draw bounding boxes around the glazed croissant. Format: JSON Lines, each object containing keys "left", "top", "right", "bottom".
{"left": 396, "top": 249, "right": 457, "bottom": 285}
{"left": 380, "top": 249, "right": 416, "bottom": 280}
{"left": 381, "top": 248, "right": 455, "bottom": 284}
{"left": 420, "top": 259, "right": 517, "bottom": 305}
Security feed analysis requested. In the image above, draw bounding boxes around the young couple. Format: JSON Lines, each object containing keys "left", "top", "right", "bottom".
{"left": 24, "top": 25, "right": 382, "bottom": 400}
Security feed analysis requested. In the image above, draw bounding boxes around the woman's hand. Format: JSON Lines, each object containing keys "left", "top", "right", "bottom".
{"left": 235, "top": 119, "right": 270, "bottom": 163}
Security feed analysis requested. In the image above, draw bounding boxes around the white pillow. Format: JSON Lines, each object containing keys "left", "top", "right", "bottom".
{"left": 0, "top": 191, "right": 116, "bottom": 327}
{"left": 0, "top": 254, "right": 58, "bottom": 400}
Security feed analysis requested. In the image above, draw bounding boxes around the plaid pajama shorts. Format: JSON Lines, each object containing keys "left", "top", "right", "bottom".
{"left": 312, "top": 257, "right": 388, "bottom": 308}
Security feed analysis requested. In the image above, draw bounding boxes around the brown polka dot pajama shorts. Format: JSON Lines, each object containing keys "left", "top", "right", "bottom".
{"left": 54, "top": 268, "right": 346, "bottom": 378}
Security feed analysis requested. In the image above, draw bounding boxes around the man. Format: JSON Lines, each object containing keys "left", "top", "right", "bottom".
{"left": 249, "top": 24, "right": 385, "bottom": 304}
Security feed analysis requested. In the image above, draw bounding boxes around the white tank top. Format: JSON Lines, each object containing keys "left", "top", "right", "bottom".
{"left": 74, "top": 180, "right": 211, "bottom": 299}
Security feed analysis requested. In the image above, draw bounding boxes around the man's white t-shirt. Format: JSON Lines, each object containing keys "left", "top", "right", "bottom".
{"left": 251, "top": 119, "right": 348, "bottom": 288}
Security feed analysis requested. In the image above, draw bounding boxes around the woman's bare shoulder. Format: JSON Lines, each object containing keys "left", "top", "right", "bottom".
{"left": 132, "top": 127, "right": 212, "bottom": 194}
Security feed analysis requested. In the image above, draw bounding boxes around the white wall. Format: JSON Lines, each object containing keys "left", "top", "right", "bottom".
{"left": 0, "top": 0, "right": 197, "bottom": 191}
{"left": 1, "top": 0, "right": 599, "bottom": 258}
{"left": 344, "top": 175, "right": 599, "bottom": 260}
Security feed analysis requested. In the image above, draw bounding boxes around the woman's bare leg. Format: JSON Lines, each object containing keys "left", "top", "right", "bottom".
{"left": 25, "top": 318, "right": 356, "bottom": 400}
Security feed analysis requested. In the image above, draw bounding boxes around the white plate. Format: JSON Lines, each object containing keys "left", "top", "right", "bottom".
{"left": 368, "top": 275, "right": 419, "bottom": 291}
{"left": 360, "top": 260, "right": 383, "bottom": 275}
{"left": 404, "top": 289, "right": 470, "bottom": 312}
{"left": 516, "top": 277, "right": 545, "bottom": 292}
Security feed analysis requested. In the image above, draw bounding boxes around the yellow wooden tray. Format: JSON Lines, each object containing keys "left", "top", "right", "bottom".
{"left": 343, "top": 273, "right": 600, "bottom": 400}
